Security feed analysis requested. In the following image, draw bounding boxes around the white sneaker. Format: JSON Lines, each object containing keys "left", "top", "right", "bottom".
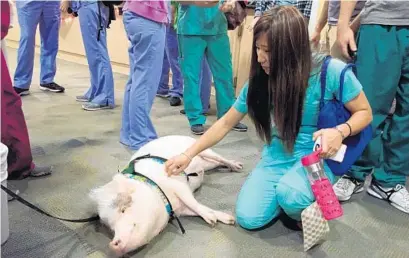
{"left": 367, "top": 181, "right": 409, "bottom": 214}
{"left": 333, "top": 175, "right": 365, "bottom": 201}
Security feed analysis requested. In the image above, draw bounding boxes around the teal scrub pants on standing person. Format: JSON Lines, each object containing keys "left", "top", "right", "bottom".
{"left": 177, "top": 4, "right": 235, "bottom": 126}
{"left": 120, "top": 11, "right": 166, "bottom": 150}
{"left": 14, "top": 0, "right": 60, "bottom": 90}
{"left": 348, "top": 25, "right": 409, "bottom": 187}
{"left": 233, "top": 56, "right": 363, "bottom": 228}
{"left": 73, "top": 1, "right": 115, "bottom": 108}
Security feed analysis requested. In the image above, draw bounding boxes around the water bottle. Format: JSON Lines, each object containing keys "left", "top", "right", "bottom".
{"left": 301, "top": 150, "right": 343, "bottom": 220}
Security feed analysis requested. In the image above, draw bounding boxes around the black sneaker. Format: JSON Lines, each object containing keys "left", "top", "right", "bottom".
{"left": 232, "top": 122, "right": 248, "bottom": 132}
{"left": 13, "top": 87, "right": 30, "bottom": 96}
{"left": 40, "top": 82, "right": 65, "bottom": 93}
{"left": 191, "top": 125, "right": 204, "bottom": 135}
{"left": 169, "top": 96, "right": 182, "bottom": 106}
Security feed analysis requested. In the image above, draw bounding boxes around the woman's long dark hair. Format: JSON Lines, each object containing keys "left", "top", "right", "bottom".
{"left": 247, "top": 6, "right": 312, "bottom": 152}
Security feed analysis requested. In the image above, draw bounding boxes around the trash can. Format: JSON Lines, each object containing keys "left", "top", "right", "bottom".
{"left": 0, "top": 143, "right": 9, "bottom": 245}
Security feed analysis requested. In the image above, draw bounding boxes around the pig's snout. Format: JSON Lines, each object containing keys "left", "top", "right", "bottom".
{"left": 110, "top": 238, "right": 127, "bottom": 256}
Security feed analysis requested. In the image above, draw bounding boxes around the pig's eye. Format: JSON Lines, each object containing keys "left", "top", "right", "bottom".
{"left": 133, "top": 223, "right": 136, "bottom": 227}
{"left": 121, "top": 208, "right": 125, "bottom": 213}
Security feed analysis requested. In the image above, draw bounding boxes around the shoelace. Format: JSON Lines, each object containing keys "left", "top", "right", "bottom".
{"left": 337, "top": 177, "right": 353, "bottom": 192}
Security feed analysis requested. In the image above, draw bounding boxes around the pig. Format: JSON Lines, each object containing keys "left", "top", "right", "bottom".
{"left": 89, "top": 135, "right": 243, "bottom": 256}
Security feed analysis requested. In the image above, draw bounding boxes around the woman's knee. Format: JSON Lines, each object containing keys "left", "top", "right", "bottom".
{"left": 275, "top": 181, "right": 313, "bottom": 220}
{"left": 235, "top": 205, "right": 278, "bottom": 230}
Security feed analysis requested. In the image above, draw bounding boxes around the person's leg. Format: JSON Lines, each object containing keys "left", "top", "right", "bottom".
{"left": 276, "top": 161, "right": 336, "bottom": 221}
{"left": 38, "top": 0, "right": 64, "bottom": 93}
{"left": 235, "top": 157, "right": 289, "bottom": 230}
{"left": 167, "top": 26, "right": 184, "bottom": 103}
{"left": 333, "top": 25, "right": 402, "bottom": 201}
{"left": 120, "top": 11, "right": 165, "bottom": 150}
{"left": 1, "top": 51, "right": 51, "bottom": 179}
{"left": 206, "top": 33, "right": 247, "bottom": 131}
{"left": 157, "top": 27, "right": 170, "bottom": 98}
{"left": 13, "top": 1, "right": 42, "bottom": 93}
{"left": 200, "top": 56, "right": 212, "bottom": 114}
{"left": 366, "top": 26, "right": 409, "bottom": 213}
{"left": 178, "top": 34, "right": 207, "bottom": 133}
{"left": 119, "top": 14, "right": 136, "bottom": 146}
{"left": 78, "top": 2, "right": 115, "bottom": 110}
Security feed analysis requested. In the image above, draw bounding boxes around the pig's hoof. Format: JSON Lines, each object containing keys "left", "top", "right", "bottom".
{"left": 198, "top": 206, "right": 218, "bottom": 226}
{"left": 214, "top": 211, "right": 236, "bottom": 225}
{"left": 228, "top": 161, "right": 243, "bottom": 172}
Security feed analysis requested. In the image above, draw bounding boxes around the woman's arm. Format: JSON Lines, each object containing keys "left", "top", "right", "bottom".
{"left": 339, "top": 91, "right": 373, "bottom": 137}
{"left": 165, "top": 108, "right": 245, "bottom": 175}
{"left": 185, "top": 108, "right": 245, "bottom": 158}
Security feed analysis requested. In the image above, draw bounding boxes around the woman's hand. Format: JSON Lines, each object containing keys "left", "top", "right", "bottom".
{"left": 165, "top": 153, "right": 192, "bottom": 176}
{"left": 219, "top": 0, "right": 235, "bottom": 13}
{"left": 313, "top": 128, "right": 343, "bottom": 159}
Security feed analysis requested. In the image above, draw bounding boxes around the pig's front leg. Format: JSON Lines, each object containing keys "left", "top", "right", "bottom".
{"left": 164, "top": 179, "right": 234, "bottom": 226}
{"left": 179, "top": 206, "right": 235, "bottom": 225}
{"left": 199, "top": 149, "right": 243, "bottom": 172}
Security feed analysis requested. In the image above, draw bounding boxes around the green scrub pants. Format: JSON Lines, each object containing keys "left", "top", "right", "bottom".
{"left": 178, "top": 33, "right": 235, "bottom": 126}
{"left": 349, "top": 25, "right": 409, "bottom": 187}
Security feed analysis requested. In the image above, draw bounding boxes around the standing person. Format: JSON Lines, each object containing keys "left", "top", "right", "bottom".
{"left": 119, "top": 0, "right": 168, "bottom": 150}
{"left": 13, "top": 0, "right": 65, "bottom": 96}
{"left": 165, "top": 7, "right": 372, "bottom": 228}
{"left": 1, "top": 0, "right": 52, "bottom": 179}
{"left": 334, "top": 0, "right": 409, "bottom": 213}
{"left": 157, "top": 1, "right": 212, "bottom": 112}
{"left": 249, "top": 0, "right": 312, "bottom": 30}
{"left": 177, "top": 0, "right": 247, "bottom": 135}
{"left": 310, "top": 0, "right": 365, "bottom": 60}
{"left": 62, "top": 0, "right": 115, "bottom": 111}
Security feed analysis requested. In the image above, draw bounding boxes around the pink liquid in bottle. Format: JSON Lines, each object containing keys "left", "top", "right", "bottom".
{"left": 301, "top": 151, "right": 343, "bottom": 220}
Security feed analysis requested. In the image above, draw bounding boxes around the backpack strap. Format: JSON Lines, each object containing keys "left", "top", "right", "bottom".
{"left": 319, "top": 55, "right": 332, "bottom": 109}
{"left": 339, "top": 63, "right": 356, "bottom": 102}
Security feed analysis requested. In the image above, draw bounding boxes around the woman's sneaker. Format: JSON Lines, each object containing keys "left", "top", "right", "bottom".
{"left": 333, "top": 175, "right": 364, "bottom": 201}
{"left": 367, "top": 180, "right": 409, "bottom": 214}
{"left": 191, "top": 125, "right": 204, "bottom": 135}
{"left": 39, "top": 82, "right": 65, "bottom": 93}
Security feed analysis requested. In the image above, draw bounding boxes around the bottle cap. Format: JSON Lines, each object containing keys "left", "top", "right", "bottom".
{"left": 301, "top": 150, "right": 321, "bottom": 166}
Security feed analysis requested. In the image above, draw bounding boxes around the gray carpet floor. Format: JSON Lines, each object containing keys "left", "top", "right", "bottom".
{"left": 1, "top": 47, "right": 408, "bottom": 258}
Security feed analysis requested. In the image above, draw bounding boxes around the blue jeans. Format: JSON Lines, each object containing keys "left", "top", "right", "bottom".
{"left": 158, "top": 26, "right": 212, "bottom": 112}
{"left": 120, "top": 11, "right": 165, "bottom": 150}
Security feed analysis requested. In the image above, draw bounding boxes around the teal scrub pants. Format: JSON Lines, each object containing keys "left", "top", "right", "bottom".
{"left": 349, "top": 25, "right": 409, "bottom": 187}
{"left": 235, "top": 144, "right": 336, "bottom": 229}
{"left": 178, "top": 33, "right": 235, "bottom": 126}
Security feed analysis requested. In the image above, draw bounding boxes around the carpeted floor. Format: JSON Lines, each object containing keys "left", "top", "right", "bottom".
{"left": 1, "top": 48, "right": 408, "bottom": 258}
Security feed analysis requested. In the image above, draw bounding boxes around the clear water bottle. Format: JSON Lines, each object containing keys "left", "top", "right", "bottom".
{"left": 301, "top": 150, "right": 343, "bottom": 220}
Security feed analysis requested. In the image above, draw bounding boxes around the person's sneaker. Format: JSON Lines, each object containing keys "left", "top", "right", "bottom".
{"left": 333, "top": 175, "right": 364, "bottom": 201}
{"left": 156, "top": 92, "right": 169, "bottom": 98}
{"left": 367, "top": 181, "right": 409, "bottom": 214}
{"left": 232, "top": 122, "right": 248, "bottom": 132}
{"left": 40, "top": 82, "right": 65, "bottom": 93}
{"left": 13, "top": 87, "right": 30, "bottom": 96}
{"left": 30, "top": 165, "right": 52, "bottom": 177}
{"left": 191, "top": 125, "right": 204, "bottom": 135}
{"left": 180, "top": 109, "right": 209, "bottom": 116}
{"left": 82, "top": 103, "right": 113, "bottom": 111}
{"left": 169, "top": 96, "right": 182, "bottom": 106}
{"left": 76, "top": 95, "right": 89, "bottom": 102}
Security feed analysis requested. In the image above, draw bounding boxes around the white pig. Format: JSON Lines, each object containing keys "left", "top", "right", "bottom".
{"left": 89, "top": 135, "right": 243, "bottom": 256}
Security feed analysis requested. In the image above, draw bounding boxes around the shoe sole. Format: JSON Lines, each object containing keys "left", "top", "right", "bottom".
{"left": 232, "top": 128, "right": 248, "bottom": 132}
{"left": 18, "top": 91, "right": 30, "bottom": 96}
{"left": 367, "top": 187, "right": 409, "bottom": 214}
{"left": 337, "top": 184, "right": 365, "bottom": 201}
{"left": 40, "top": 86, "right": 64, "bottom": 93}
{"left": 82, "top": 106, "right": 113, "bottom": 111}
{"left": 156, "top": 94, "right": 169, "bottom": 98}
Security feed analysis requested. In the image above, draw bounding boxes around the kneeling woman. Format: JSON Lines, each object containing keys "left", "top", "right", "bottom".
{"left": 164, "top": 7, "right": 372, "bottom": 229}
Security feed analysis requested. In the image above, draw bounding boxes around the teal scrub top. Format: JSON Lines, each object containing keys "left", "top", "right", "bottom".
{"left": 176, "top": 2, "right": 228, "bottom": 35}
{"left": 234, "top": 58, "right": 363, "bottom": 160}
